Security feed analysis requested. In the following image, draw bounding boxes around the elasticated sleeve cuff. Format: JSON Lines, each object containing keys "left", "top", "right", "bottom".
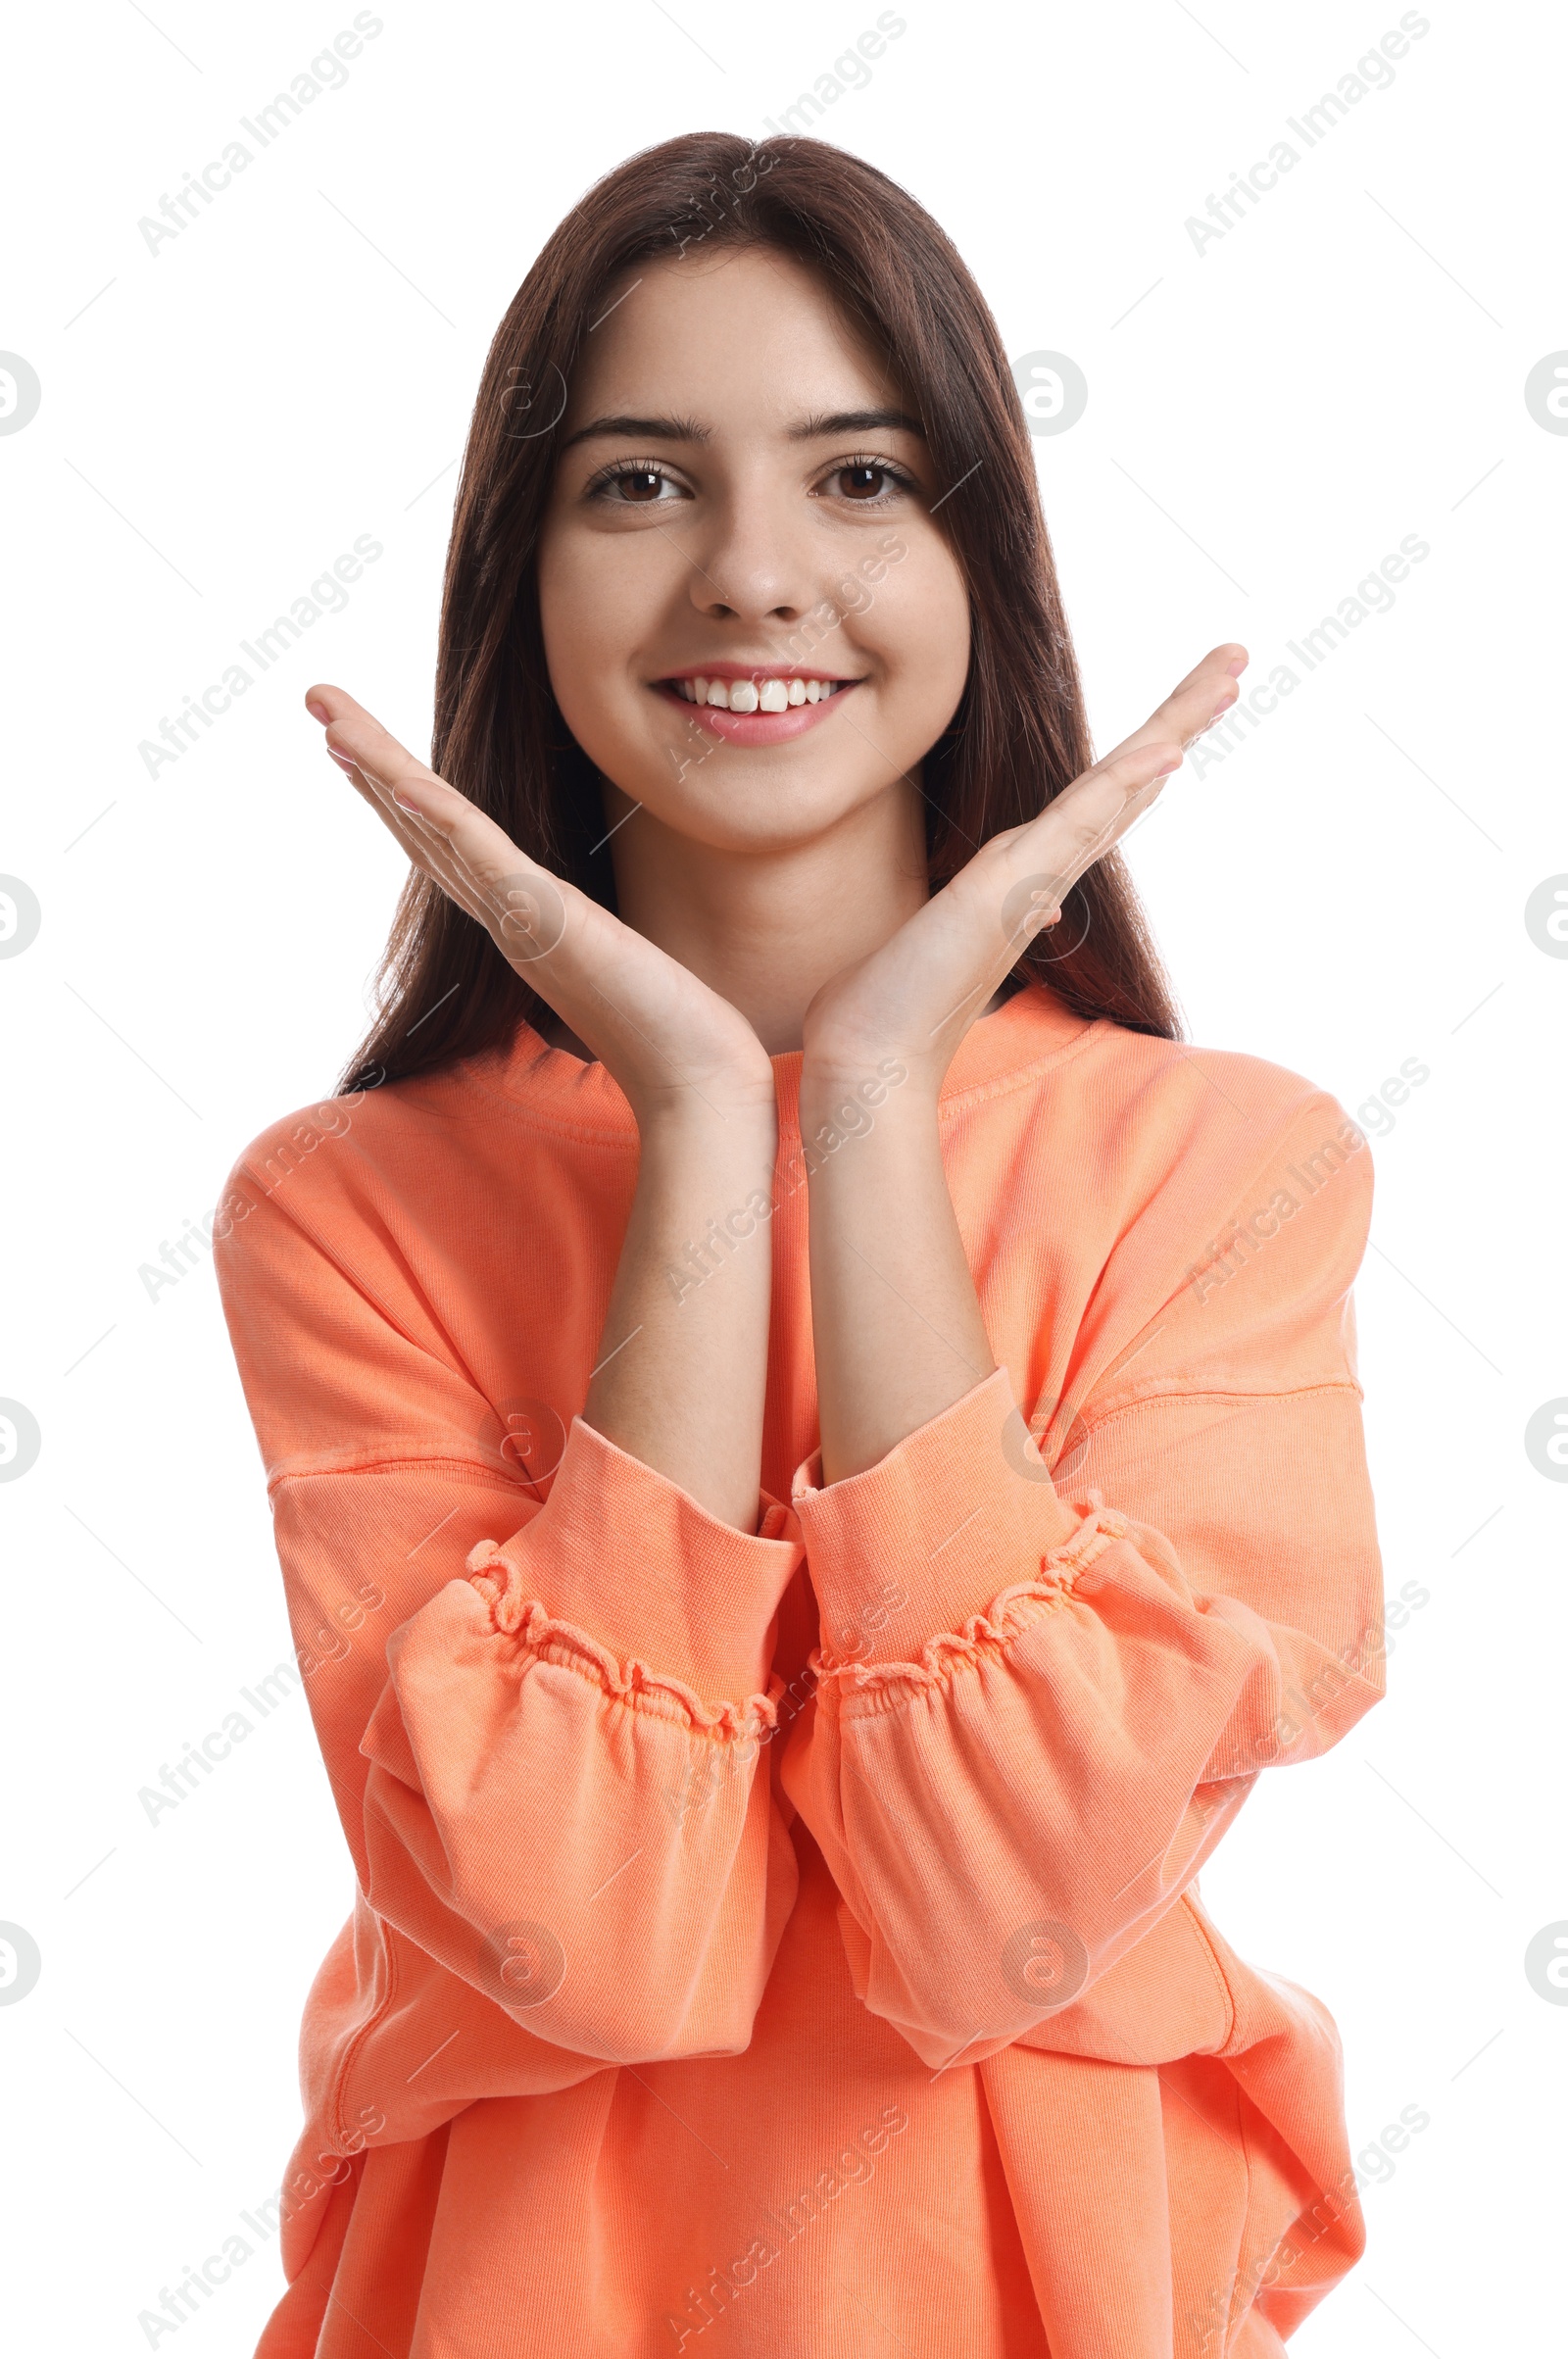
{"left": 789, "top": 1367, "right": 1086, "bottom": 1667}
{"left": 469, "top": 1413, "right": 804, "bottom": 1701}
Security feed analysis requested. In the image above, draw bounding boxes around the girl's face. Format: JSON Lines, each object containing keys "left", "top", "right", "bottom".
{"left": 536, "top": 245, "right": 971, "bottom": 856}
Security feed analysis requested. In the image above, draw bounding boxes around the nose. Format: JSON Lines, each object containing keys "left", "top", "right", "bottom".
{"left": 678, "top": 479, "right": 814, "bottom": 629}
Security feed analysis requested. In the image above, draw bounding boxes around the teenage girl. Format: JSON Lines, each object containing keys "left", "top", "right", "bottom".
{"left": 217, "top": 130, "right": 1384, "bottom": 2358}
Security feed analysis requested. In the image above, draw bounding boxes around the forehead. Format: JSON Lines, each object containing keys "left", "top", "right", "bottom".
{"left": 561, "top": 246, "right": 900, "bottom": 433}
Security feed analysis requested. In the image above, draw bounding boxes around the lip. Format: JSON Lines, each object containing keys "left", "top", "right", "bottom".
{"left": 653, "top": 663, "right": 864, "bottom": 747}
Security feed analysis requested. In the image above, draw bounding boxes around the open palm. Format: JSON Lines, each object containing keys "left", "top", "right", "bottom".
{"left": 801, "top": 644, "right": 1248, "bottom": 1091}
{"left": 307, "top": 685, "right": 777, "bottom": 1124}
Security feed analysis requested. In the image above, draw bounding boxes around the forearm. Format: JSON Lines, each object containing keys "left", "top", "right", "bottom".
{"left": 585, "top": 1106, "right": 777, "bottom": 1529}
{"left": 802, "top": 1073, "right": 994, "bottom": 1486}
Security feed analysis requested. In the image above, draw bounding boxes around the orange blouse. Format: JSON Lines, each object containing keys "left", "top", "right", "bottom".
{"left": 214, "top": 980, "right": 1385, "bottom": 2357}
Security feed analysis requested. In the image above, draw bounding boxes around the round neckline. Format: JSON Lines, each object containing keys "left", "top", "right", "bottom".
{"left": 454, "top": 980, "right": 1097, "bottom": 1139}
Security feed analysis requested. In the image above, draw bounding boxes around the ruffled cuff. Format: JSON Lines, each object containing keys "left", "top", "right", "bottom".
{"left": 790, "top": 1366, "right": 1094, "bottom": 1667}
{"left": 466, "top": 1413, "right": 803, "bottom": 1701}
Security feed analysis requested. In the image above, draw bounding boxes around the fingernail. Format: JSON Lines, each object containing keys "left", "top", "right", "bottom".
{"left": 1209, "top": 698, "right": 1235, "bottom": 723}
{"left": 1226, "top": 656, "right": 1247, "bottom": 677}
{"left": 305, "top": 696, "right": 329, "bottom": 722}
{"left": 395, "top": 796, "right": 421, "bottom": 814}
{"left": 325, "top": 746, "right": 357, "bottom": 772}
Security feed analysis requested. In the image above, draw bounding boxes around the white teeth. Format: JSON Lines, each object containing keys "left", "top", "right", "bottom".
{"left": 671, "top": 674, "right": 845, "bottom": 710}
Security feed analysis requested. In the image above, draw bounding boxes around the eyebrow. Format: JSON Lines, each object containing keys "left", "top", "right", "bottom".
{"left": 559, "top": 406, "right": 927, "bottom": 452}
{"left": 558, "top": 414, "right": 707, "bottom": 453}
{"left": 791, "top": 408, "right": 926, "bottom": 442}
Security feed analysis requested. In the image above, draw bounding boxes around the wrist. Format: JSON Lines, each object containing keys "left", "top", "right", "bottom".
{"left": 798, "top": 1049, "right": 933, "bottom": 1138}
{"left": 634, "top": 1083, "right": 778, "bottom": 1152}
{"left": 633, "top": 1104, "right": 779, "bottom": 1246}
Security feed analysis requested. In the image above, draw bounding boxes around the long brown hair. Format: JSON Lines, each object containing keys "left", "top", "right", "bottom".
{"left": 341, "top": 131, "right": 1181, "bottom": 1092}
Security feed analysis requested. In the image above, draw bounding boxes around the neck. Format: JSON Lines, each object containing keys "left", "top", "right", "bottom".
{"left": 603, "top": 776, "right": 932, "bottom": 1056}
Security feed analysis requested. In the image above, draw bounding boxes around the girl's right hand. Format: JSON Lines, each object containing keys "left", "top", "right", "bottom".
{"left": 305, "top": 685, "right": 777, "bottom": 1128}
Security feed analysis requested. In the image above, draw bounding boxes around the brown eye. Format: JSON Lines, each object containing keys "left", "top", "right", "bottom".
{"left": 838, "top": 465, "right": 887, "bottom": 500}
{"left": 587, "top": 462, "right": 682, "bottom": 507}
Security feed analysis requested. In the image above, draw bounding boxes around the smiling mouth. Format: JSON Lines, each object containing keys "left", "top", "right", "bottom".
{"left": 659, "top": 670, "right": 858, "bottom": 713}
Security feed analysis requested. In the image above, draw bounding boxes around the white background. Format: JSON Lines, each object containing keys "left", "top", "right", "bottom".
{"left": 2, "top": 1, "right": 1563, "bottom": 2350}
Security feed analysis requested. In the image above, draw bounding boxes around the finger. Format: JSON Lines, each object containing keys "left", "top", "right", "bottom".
{"left": 307, "top": 682, "right": 444, "bottom": 809}
{"left": 1044, "top": 737, "right": 1180, "bottom": 871}
{"left": 328, "top": 738, "right": 461, "bottom": 863}
{"left": 362, "top": 761, "right": 575, "bottom": 971}
{"left": 996, "top": 740, "right": 1180, "bottom": 946}
{"left": 340, "top": 758, "right": 495, "bottom": 928}
{"left": 307, "top": 685, "right": 585, "bottom": 984}
{"left": 323, "top": 727, "right": 469, "bottom": 867}
{"left": 305, "top": 684, "right": 554, "bottom": 942}
{"left": 307, "top": 681, "right": 475, "bottom": 872}
{"left": 309, "top": 687, "right": 522, "bottom": 903}
{"left": 1097, "top": 642, "right": 1249, "bottom": 767}
{"left": 318, "top": 722, "right": 491, "bottom": 921}
{"left": 416, "top": 795, "right": 569, "bottom": 949}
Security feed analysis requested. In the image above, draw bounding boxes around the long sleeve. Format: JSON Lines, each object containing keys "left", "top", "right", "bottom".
{"left": 357, "top": 1419, "right": 804, "bottom": 2063}
{"left": 780, "top": 1090, "right": 1384, "bottom": 2073}
{"left": 213, "top": 1138, "right": 804, "bottom": 2138}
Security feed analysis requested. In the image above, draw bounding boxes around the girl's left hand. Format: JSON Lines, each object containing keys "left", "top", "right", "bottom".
{"left": 801, "top": 644, "right": 1248, "bottom": 1095}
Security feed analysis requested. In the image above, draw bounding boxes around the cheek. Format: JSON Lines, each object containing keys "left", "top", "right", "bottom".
{"left": 873, "top": 540, "right": 970, "bottom": 733}
{"left": 536, "top": 524, "right": 668, "bottom": 756}
{"left": 536, "top": 523, "right": 620, "bottom": 691}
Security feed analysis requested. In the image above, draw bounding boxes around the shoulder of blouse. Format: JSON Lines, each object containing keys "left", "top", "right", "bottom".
{"left": 208, "top": 993, "right": 1365, "bottom": 1303}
